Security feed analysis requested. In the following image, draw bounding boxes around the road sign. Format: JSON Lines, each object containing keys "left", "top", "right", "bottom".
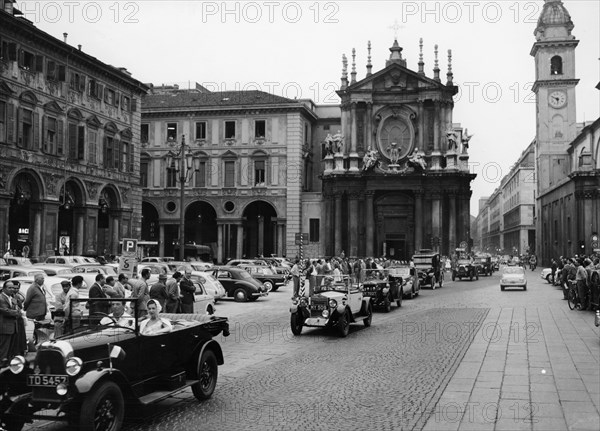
{"left": 122, "top": 238, "right": 138, "bottom": 257}
{"left": 118, "top": 256, "right": 138, "bottom": 278}
{"left": 295, "top": 233, "right": 309, "bottom": 245}
{"left": 459, "top": 241, "right": 468, "bottom": 249}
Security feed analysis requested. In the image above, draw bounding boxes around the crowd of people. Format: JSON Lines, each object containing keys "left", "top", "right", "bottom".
{"left": 548, "top": 255, "right": 600, "bottom": 311}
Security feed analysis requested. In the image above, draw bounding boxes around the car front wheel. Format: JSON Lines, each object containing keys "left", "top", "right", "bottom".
{"left": 290, "top": 312, "right": 303, "bottom": 335}
{"left": 192, "top": 349, "right": 218, "bottom": 401}
{"left": 338, "top": 309, "right": 350, "bottom": 337}
{"left": 363, "top": 302, "right": 372, "bottom": 327}
{"left": 79, "top": 381, "right": 124, "bottom": 431}
{"left": 263, "top": 281, "right": 274, "bottom": 292}
{"left": 397, "top": 289, "right": 403, "bottom": 307}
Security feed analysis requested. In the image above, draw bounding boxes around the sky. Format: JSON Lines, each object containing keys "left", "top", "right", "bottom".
{"left": 20, "top": 0, "right": 600, "bottom": 215}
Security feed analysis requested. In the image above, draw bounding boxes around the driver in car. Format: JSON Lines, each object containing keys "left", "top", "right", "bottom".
{"left": 99, "top": 300, "right": 134, "bottom": 328}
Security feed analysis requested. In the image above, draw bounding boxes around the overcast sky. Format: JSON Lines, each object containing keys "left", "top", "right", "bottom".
{"left": 22, "top": 0, "right": 600, "bottom": 215}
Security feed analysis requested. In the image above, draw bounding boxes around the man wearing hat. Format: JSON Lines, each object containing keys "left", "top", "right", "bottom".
{"left": 149, "top": 273, "right": 169, "bottom": 310}
{"left": 54, "top": 279, "right": 80, "bottom": 336}
{"left": 1, "top": 281, "right": 21, "bottom": 366}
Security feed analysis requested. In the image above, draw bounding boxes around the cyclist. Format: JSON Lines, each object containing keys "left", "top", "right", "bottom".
{"left": 575, "top": 259, "right": 588, "bottom": 310}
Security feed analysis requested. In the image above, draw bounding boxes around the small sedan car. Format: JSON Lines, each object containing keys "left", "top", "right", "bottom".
{"left": 32, "top": 264, "right": 75, "bottom": 277}
{"left": 501, "top": 266, "right": 527, "bottom": 291}
{"left": 0, "top": 265, "right": 46, "bottom": 281}
{"left": 0, "top": 297, "right": 229, "bottom": 431}
{"left": 238, "top": 264, "right": 287, "bottom": 292}
{"left": 189, "top": 272, "right": 226, "bottom": 301}
{"left": 204, "top": 266, "right": 268, "bottom": 302}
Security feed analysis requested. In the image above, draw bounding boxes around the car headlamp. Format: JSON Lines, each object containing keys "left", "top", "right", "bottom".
{"left": 328, "top": 299, "right": 337, "bottom": 308}
{"left": 322, "top": 310, "right": 330, "bottom": 318}
{"left": 9, "top": 355, "right": 25, "bottom": 374}
{"left": 56, "top": 383, "right": 68, "bottom": 396}
{"left": 65, "top": 357, "right": 83, "bottom": 376}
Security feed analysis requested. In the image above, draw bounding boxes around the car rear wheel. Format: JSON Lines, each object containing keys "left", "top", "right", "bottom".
{"left": 396, "top": 289, "right": 403, "bottom": 307}
{"left": 234, "top": 288, "right": 248, "bottom": 302}
{"left": 79, "top": 381, "right": 124, "bottom": 431}
{"left": 384, "top": 296, "right": 391, "bottom": 313}
{"left": 192, "top": 349, "right": 218, "bottom": 401}
{"left": 263, "top": 281, "right": 274, "bottom": 292}
{"left": 338, "top": 309, "right": 350, "bottom": 337}
{"left": 290, "top": 312, "right": 303, "bottom": 335}
{"left": 546, "top": 274, "right": 552, "bottom": 284}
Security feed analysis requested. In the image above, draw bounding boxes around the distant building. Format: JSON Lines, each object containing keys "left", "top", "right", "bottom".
{"left": 0, "top": 0, "right": 147, "bottom": 258}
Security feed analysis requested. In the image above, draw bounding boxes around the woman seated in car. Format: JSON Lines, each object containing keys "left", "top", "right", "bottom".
{"left": 139, "top": 299, "right": 172, "bottom": 335}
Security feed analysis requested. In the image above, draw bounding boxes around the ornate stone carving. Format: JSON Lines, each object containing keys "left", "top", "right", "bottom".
{"left": 194, "top": 188, "right": 208, "bottom": 196}
{"left": 45, "top": 174, "right": 63, "bottom": 197}
{"left": 222, "top": 188, "right": 237, "bottom": 196}
{"left": 85, "top": 180, "right": 101, "bottom": 200}
{"left": 252, "top": 188, "right": 267, "bottom": 196}
{"left": 118, "top": 186, "right": 129, "bottom": 204}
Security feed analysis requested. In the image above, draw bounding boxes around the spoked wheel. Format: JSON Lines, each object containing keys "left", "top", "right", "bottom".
{"left": 338, "top": 309, "right": 350, "bottom": 337}
{"left": 567, "top": 287, "right": 578, "bottom": 310}
{"left": 384, "top": 296, "right": 391, "bottom": 313}
{"left": 431, "top": 276, "right": 436, "bottom": 290}
{"left": 363, "top": 303, "right": 372, "bottom": 327}
{"left": 192, "top": 349, "right": 218, "bottom": 400}
{"left": 79, "top": 381, "right": 124, "bottom": 431}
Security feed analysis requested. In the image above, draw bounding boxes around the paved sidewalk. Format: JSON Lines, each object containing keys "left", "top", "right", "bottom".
{"left": 423, "top": 303, "right": 600, "bottom": 431}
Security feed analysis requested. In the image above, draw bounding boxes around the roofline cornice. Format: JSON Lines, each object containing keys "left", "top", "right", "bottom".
{"left": 141, "top": 104, "right": 320, "bottom": 120}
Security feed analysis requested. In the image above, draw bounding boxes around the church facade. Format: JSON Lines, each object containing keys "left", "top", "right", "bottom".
{"left": 315, "top": 41, "right": 476, "bottom": 260}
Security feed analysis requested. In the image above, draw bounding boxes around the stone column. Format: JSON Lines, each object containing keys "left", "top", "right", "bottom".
{"left": 448, "top": 192, "right": 457, "bottom": 252}
{"left": 417, "top": 101, "right": 424, "bottom": 151}
{"left": 334, "top": 193, "right": 342, "bottom": 256}
{"left": 365, "top": 102, "right": 373, "bottom": 151}
{"left": 365, "top": 191, "right": 374, "bottom": 257}
{"left": 348, "top": 192, "right": 359, "bottom": 257}
{"left": 433, "top": 101, "right": 440, "bottom": 152}
{"left": 431, "top": 193, "right": 441, "bottom": 251}
{"left": 216, "top": 223, "right": 223, "bottom": 263}
{"left": 159, "top": 223, "right": 165, "bottom": 257}
{"left": 0, "top": 198, "right": 9, "bottom": 253}
{"left": 33, "top": 207, "right": 42, "bottom": 258}
{"left": 349, "top": 103, "right": 359, "bottom": 171}
{"left": 111, "top": 215, "right": 120, "bottom": 255}
{"left": 236, "top": 223, "right": 243, "bottom": 259}
{"left": 414, "top": 191, "right": 423, "bottom": 251}
{"left": 76, "top": 212, "right": 84, "bottom": 255}
{"left": 257, "top": 216, "right": 264, "bottom": 256}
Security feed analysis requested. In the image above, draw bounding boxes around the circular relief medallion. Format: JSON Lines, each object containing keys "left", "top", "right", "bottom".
{"left": 165, "top": 201, "right": 177, "bottom": 213}
{"left": 224, "top": 201, "right": 235, "bottom": 213}
{"left": 378, "top": 117, "right": 413, "bottom": 162}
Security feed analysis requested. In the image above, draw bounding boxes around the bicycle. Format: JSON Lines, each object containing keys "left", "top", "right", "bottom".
{"left": 567, "top": 280, "right": 579, "bottom": 310}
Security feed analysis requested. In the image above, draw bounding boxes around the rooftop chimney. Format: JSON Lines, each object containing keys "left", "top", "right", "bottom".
{"left": 63, "top": 33, "right": 68, "bottom": 43}
{"left": 78, "top": 44, "right": 82, "bottom": 51}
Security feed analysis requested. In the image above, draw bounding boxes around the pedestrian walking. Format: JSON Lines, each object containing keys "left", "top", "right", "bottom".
{"left": 291, "top": 260, "right": 300, "bottom": 298}
{"left": 551, "top": 258, "right": 557, "bottom": 285}
{"left": 165, "top": 272, "right": 182, "bottom": 313}
{"left": 307, "top": 260, "right": 317, "bottom": 296}
{"left": 575, "top": 259, "right": 588, "bottom": 310}
{"left": 130, "top": 269, "right": 150, "bottom": 318}
{"left": 9, "top": 281, "right": 27, "bottom": 358}
{"left": 113, "top": 274, "right": 129, "bottom": 298}
{"left": 23, "top": 273, "right": 49, "bottom": 321}
{"left": 150, "top": 274, "right": 169, "bottom": 309}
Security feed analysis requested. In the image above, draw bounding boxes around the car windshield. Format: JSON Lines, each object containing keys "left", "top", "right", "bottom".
{"left": 239, "top": 271, "right": 253, "bottom": 280}
{"left": 503, "top": 267, "right": 525, "bottom": 275}
{"left": 389, "top": 267, "right": 411, "bottom": 277}
{"left": 458, "top": 259, "right": 471, "bottom": 264}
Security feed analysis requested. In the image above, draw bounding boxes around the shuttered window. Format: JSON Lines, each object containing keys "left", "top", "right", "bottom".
{"left": 224, "top": 161, "right": 235, "bottom": 187}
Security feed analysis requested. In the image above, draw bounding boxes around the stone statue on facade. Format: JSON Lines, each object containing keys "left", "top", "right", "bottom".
{"left": 387, "top": 142, "right": 400, "bottom": 165}
{"left": 362, "top": 147, "right": 379, "bottom": 171}
{"left": 324, "top": 133, "right": 334, "bottom": 156}
{"left": 407, "top": 149, "right": 427, "bottom": 171}
{"left": 332, "top": 130, "right": 344, "bottom": 154}
{"left": 461, "top": 128, "right": 474, "bottom": 152}
{"left": 446, "top": 128, "right": 459, "bottom": 151}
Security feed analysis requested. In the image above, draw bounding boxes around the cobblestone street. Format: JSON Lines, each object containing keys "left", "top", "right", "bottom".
{"left": 23, "top": 269, "right": 600, "bottom": 431}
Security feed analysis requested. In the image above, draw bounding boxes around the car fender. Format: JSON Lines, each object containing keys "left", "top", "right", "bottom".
{"left": 75, "top": 368, "right": 130, "bottom": 395}
{"left": 198, "top": 339, "right": 224, "bottom": 366}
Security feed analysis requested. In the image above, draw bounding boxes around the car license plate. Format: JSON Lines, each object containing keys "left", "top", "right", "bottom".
{"left": 363, "top": 291, "right": 375, "bottom": 296}
{"left": 311, "top": 304, "right": 326, "bottom": 311}
{"left": 27, "top": 374, "right": 68, "bottom": 387}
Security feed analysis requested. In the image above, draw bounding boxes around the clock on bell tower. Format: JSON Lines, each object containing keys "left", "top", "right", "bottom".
{"left": 531, "top": 0, "right": 579, "bottom": 196}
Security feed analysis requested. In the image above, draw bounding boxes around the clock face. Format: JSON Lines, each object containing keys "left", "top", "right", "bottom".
{"left": 548, "top": 90, "right": 567, "bottom": 109}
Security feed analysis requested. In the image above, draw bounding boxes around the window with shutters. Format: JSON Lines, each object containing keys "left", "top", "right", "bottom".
{"left": 254, "top": 160, "right": 266, "bottom": 186}
{"left": 224, "top": 160, "right": 235, "bottom": 187}
{"left": 224, "top": 121, "right": 235, "bottom": 139}
{"left": 140, "top": 157, "right": 149, "bottom": 187}
{"left": 88, "top": 79, "right": 103, "bottom": 99}
{"left": 88, "top": 129, "right": 97, "bottom": 164}
{"left": 43, "top": 116, "right": 57, "bottom": 154}
{"left": 194, "top": 161, "right": 206, "bottom": 187}
{"left": 121, "top": 141, "right": 129, "bottom": 172}
{"left": 121, "top": 96, "right": 130, "bottom": 111}
{"left": 104, "top": 88, "right": 115, "bottom": 106}
{"left": 46, "top": 60, "right": 57, "bottom": 80}
{"left": 104, "top": 136, "right": 115, "bottom": 169}
{"left": 67, "top": 122, "right": 84, "bottom": 160}
{"left": 195, "top": 121, "right": 207, "bottom": 140}
{"left": 19, "top": 49, "right": 35, "bottom": 70}
{"left": 69, "top": 71, "right": 86, "bottom": 92}
{"left": 0, "top": 101, "right": 5, "bottom": 142}
{"left": 141, "top": 124, "right": 149, "bottom": 144}
{"left": 128, "top": 142, "right": 134, "bottom": 173}
{"left": 19, "top": 108, "right": 33, "bottom": 149}
{"left": 166, "top": 159, "right": 177, "bottom": 187}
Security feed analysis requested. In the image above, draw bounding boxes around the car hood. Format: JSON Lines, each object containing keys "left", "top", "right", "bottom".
{"left": 502, "top": 273, "right": 525, "bottom": 279}
{"left": 312, "top": 291, "right": 346, "bottom": 300}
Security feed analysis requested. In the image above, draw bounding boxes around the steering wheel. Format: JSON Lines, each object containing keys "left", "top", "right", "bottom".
{"left": 91, "top": 312, "right": 117, "bottom": 326}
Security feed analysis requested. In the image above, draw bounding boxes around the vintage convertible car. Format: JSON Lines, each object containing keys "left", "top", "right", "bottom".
{"left": 290, "top": 275, "right": 372, "bottom": 337}
{"left": 412, "top": 249, "right": 444, "bottom": 289}
{"left": 0, "top": 298, "right": 229, "bottom": 431}
{"left": 452, "top": 258, "right": 479, "bottom": 281}
{"left": 474, "top": 254, "right": 493, "bottom": 276}
{"left": 361, "top": 268, "right": 403, "bottom": 312}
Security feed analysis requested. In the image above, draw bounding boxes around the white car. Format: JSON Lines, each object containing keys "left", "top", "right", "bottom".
{"left": 44, "top": 255, "right": 98, "bottom": 265}
{"left": 0, "top": 265, "right": 46, "bottom": 281}
{"left": 70, "top": 264, "right": 119, "bottom": 289}
{"left": 500, "top": 267, "right": 527, "bottom": 291}
{"left": 32, "top": 264, "right": 76, "bottom": 277}
{"left": 189, "top": 271, "right": 226, "bottom": 301}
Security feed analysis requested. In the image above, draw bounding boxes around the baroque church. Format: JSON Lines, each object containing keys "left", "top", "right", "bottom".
{"left": 315, "top": 40, "right": 475, "bottom": 260}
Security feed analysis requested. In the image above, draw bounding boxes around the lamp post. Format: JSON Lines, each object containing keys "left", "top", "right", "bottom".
{"left": 166, "top": 135, "right": 200, "bottom": 261}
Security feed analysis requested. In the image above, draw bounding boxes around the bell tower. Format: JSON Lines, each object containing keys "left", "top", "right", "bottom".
{"left": 531, "top": 0, "right": 579, "bottom": 196}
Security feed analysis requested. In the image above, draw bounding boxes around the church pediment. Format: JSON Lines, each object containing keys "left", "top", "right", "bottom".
{"left": 347, "top": 63, "right": 450, "bottom": 93}
{"left": 43, "top": 100, "right": 64, "bottom": 114}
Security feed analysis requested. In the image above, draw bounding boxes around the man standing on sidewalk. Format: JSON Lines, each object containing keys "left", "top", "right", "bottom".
{"left": 575, "top": 259, "right": 588, "bottom": 310}
{"left": 179, "top": 270, "right": 196, "bottom": 313}
{"left": 24, "top": 273, "right": 49, "bottom": 321}
{"left": 290, "top": 260, "right": 300, "bottom": 298}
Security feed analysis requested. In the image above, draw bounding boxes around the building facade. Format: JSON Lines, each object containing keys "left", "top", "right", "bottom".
{"left": 140, "top": 85, "right": 317, "bottom": 262}
{"left": 0, "top": 1, "right": 147, "bottom": 259}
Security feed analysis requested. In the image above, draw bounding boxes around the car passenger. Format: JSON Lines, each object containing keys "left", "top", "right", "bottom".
{"left": 100, "top": 300, "right": 134, "bottom": 328}
{"left": 139, "top": 299, "right": 172, "bottom": 335}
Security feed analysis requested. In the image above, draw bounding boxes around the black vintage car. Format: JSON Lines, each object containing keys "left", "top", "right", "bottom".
{"left": 361, "top": 268, "right": 403, "bottom": 312}
{"left": 205, "top": 266, "right": 269, "bottom": 302}
{"left": 238, "top": 264, "right": 288, "bottom": 292}
{"left": 452, "top": 258, "right": 479, "bottom": 281}
{"left": 475, "top": 255, "right": 494, "bottom": 276}
{"left": 412, "top": 249, "right": 444, "bottom": 289}
{"left": 0, "top": 298, "right": 229, "bottom": 431}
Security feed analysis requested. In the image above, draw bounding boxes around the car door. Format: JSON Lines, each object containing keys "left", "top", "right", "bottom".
{"left": 214, "top": 269, "right": 235, "bottom": 296}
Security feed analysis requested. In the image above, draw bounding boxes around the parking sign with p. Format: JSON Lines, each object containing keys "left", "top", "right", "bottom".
{"left": 122, "top": 239, "right": 138, "bottom": 257}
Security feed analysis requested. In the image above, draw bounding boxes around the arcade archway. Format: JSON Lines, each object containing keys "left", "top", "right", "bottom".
{"left": 242, "top": 201, "right": 278, "bottom": 258}
{"left": 57, "top": 179, "right": 85, "bottom": 255}
{"left": 8, "top": 171, "right": 42, "bottom": 257}
{"left": 97, "top": 186, "right": 120, "bottom": 255}
{"left": 185, "top": 201, "right": 218, "bottom": 250}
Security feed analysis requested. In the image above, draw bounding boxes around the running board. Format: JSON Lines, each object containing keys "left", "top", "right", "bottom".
{"left": 138, "top": 379, "right": 199, "bottom": 405}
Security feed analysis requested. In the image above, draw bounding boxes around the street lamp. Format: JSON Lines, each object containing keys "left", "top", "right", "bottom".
{"left": 166, "top": 135, "right": 200, "bottom": 261}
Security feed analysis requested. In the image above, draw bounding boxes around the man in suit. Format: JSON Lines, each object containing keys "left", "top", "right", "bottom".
{"left": 150, "top": 274, "right": 169, "bottom": 309}
{"left": 179, "top": 270, "right": 196, "bottom": 313}
{"left": 24, "top": 273, "right": 48, "bottom": 321}
{"left": 1, "top": 281, "right": 21, "bottom": 365}
{"left": 165, "top": 272, "right": 182, "bottom": 313}
{"left": 89, "top": 273, "right": 110, "bottom": 317}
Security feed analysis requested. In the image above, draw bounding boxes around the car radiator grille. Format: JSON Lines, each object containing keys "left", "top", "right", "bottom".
{"left": 32, "top": 350, "right": 67, "bottom": 402}
{"left": 309, "top": 298, "right": 328, "bottom": 316}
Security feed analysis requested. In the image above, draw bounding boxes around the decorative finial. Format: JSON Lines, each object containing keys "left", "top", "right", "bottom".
{"left": 366, "top": 41, "right": 373, "bottom": 77}
{"left": 446, "top": 49, "right": 453, "bottom": 85}
{"left": 418, "top": 37, "right": 425, "bottom": 75}
{"left": 341, "top": 54, "right": 348, "bottom": 89}
{"left": 433, "top": 44, "right": 440, "bottom": 82}
{"left": 351, "top": 48, "right": 357, "bottom": 84}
